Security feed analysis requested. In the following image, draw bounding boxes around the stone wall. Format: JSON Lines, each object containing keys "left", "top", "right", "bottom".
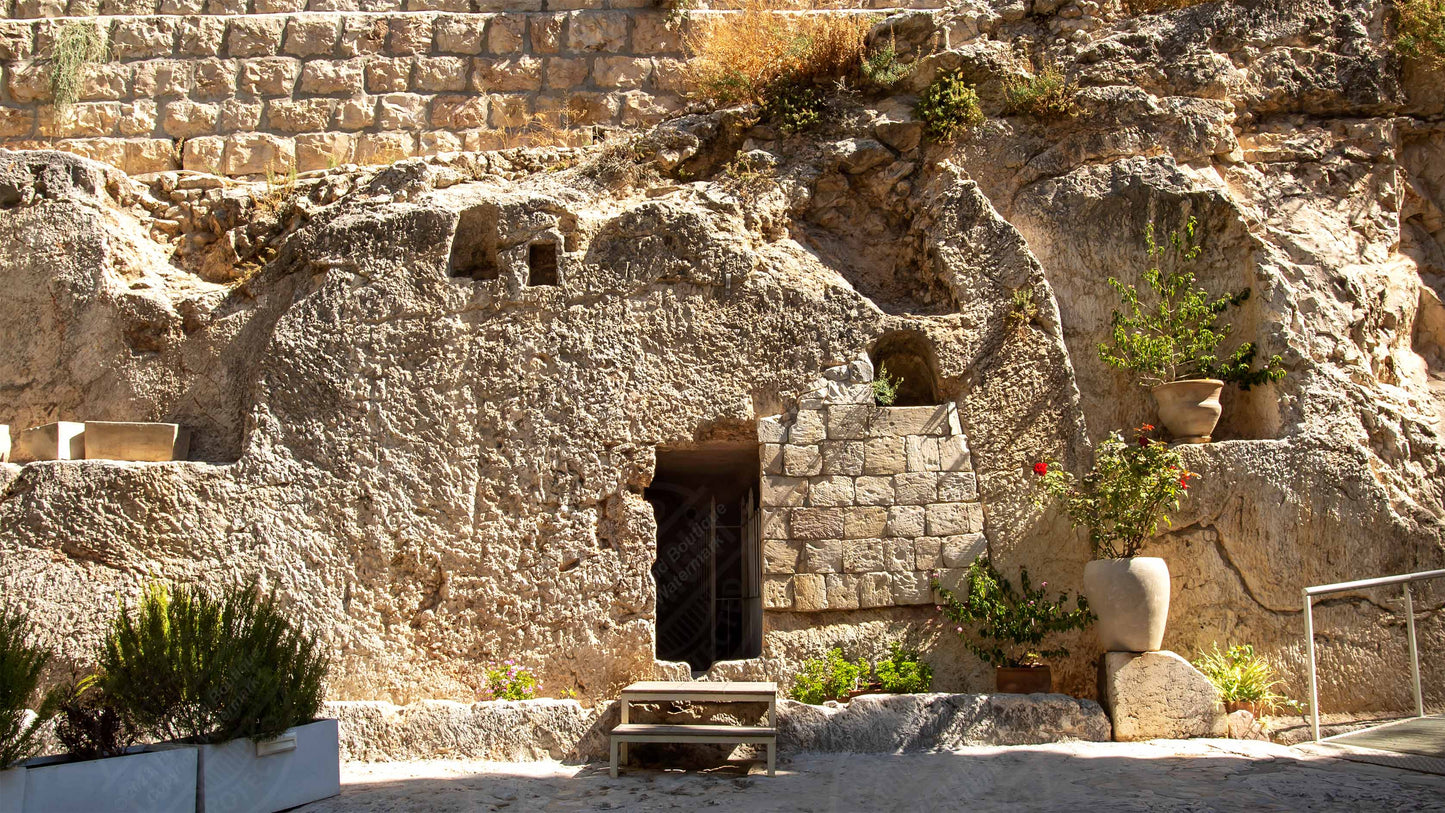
{"left": 0, "top": 3, "right": 939, "bottom": 176}
{"left": 758, "top": 377, "right": 986, "bottom": 613}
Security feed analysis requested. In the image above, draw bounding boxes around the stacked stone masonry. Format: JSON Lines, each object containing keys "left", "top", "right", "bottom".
{"left": 0, "top": 3, "right": 942, "bottom": 175}
{"left": 759, "top": 396, "right": 985, "bottom": 613}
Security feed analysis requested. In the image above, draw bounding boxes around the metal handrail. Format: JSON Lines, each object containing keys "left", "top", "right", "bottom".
{"left": 1304, "top": 567, "right": 1445, "bottom": 742}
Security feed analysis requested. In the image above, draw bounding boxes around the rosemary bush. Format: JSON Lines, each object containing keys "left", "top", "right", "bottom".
{"left": 99, "top": 582, "right": 328, "bottom": 744}
{"left": 0, "top": 604, "right": 61, "bottom": 768}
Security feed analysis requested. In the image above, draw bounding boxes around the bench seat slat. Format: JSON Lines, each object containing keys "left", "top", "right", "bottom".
{"left": 612, "top": 724, "right": 775, "bottom": 739}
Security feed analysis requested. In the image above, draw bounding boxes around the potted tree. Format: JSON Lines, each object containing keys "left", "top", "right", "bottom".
{"left": 1098, "top": 216, "right": 1285, "bottom": 443}
{"left": 1034, "top": 425, "right": 1193, "bottom": 652}
{"left": 933, "top": 557, "right": 1094, "bottom": 693}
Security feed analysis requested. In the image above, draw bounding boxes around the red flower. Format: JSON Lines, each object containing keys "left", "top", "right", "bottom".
{"left": 1138, "top": 435, "right": 1150, "bottom": 447}
{"left": 1033, "top": 462, "right": 1048, "bottom": 477}
{"left": 1140, "top": 424, "right": 1155, "bottom": 431}
{"left": 1179, "top": 474, "right": 1190, "bottom": 489}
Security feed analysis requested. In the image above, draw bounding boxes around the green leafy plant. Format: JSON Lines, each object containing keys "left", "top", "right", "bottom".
{"left": 872, "top": 362, "right": 901, "bottom": 405}
{"left": 53, "top": 674, "right": 137, "bottom": 761}
{"left": 0, "top": 604, "right": 61, "bottom": 768}
{"left": 1009, "top": 288, "right": 1039, "bottom": 332}
{"left": 1192, "top": 644, "right": 1301, "bottom": 715}
{"left": 1034, "top": 424, "right": 1194, "bottom": 559}
{"left": 875, "top": 643, "right": 933, "bottom": 693}
{"left": 1002, "top": 66, "right": 1079, "bottom": 118}
{"left": 49, "top": 21, "right": 107, "bottom": 110}
{"left": 481, "top": 660, "right": 538, "bottom": 701}
{"left": 1396, "top": 0, "right": 1445, "bottom": 68}
{"left": 860, "top": 41, "right": 912, "bottom": 89}
{"left": 916, "top": 69, "right": 984, "bottom": 141}
{"left": 761, "top": 80, "right": 826, "bottom": 134}
{"left": 99, "top": 582, "right": 329, "bottom": 744}
{"left": 789, "top": 647, "right": 869, "bottom": 704}
{"left": 934, "top": 558, "right": 1094, "bottom": 668}
{"left": 1098, "top": 216, "right": 1285, "bottom": 389}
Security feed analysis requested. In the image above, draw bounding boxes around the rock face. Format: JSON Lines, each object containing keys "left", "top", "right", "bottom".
{"left": 1102, "top": 651, "right": 1227, "bottom": 741}
{"left": 327, "top": 699, "right": 608, "bottom": 762}
{"left": 0, "top": 0, "right": 1443, "bottom": 720}
{"left": 778, "top": 694, "right": 1111, "bottom": 751}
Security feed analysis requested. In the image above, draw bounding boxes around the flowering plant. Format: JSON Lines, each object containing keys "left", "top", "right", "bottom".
{"left": 480, "top": 660, "right": 538, "bottom": 701}
{"left": 1033, "top": 425, "right": 1194, "bottom": 559}
{"left": 933, "top": 557, "right": 1093, "bottom": 669}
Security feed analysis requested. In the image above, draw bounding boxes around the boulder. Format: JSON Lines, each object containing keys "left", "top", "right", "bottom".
{"left": 1102, "top": 651, "right": 1226, "bottom": 742}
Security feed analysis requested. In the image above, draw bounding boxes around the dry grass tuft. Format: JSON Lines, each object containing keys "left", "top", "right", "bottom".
{"left": 683, "top": 0, "right": 872, "bottom": 106}
{"left": 1002, "top": 66, "right": 1080, "bottom": 119}
{"left": 1397, "top": 0, "right": 1445, "bottom": 69}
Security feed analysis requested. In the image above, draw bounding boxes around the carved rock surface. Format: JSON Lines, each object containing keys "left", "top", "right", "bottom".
{"left": 1103, "top": 651, "right": 1227, "bottom": 742}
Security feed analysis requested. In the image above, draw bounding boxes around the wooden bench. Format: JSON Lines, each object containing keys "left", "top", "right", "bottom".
{"left": 609, "top": 681, "right": 778, "bottom": 777}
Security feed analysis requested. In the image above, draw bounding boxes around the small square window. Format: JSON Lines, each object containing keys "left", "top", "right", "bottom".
{"left": 527, "top": 243, "right": 559, "bottom": 286}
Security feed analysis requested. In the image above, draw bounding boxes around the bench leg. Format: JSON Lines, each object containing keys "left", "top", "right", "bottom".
{"left": 767, "top": 741, "right": 775, "bottom": 777}
{"left": 620, "top": 741, "right": 628, "bottom": 765}
{"left": 610, "top": 738, "right": 619, "bottom": 778}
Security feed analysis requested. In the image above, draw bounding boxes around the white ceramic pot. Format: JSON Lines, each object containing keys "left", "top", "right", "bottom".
{"left": 1083, "top": 557, "right": 1171, "bottom": 652}
{"left": 3, "top": 747, "right": 197, "bottom": 813}
{"left": 1151, "top": 379, "right": 1224, "bottom": 443}
{"left": 195, "top": 718, "right": 340, "bottom": 813}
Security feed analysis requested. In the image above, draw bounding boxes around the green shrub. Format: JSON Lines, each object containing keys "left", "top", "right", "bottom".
{"left": 49, "top": 21, "right": 106, "bottom": 109}
{"left": 789, "top": 648, "right": 869, "bottom": 704}
{"left": 860, "top": 42, "right": 912, "bottom": 89}
{"left": 1396, "top": 0, "right": 1445, "bottom": 68}
{"left": 99, "top": 582, "right": 328, "bottom": 744}
{"left": 1008, "top": 288, "right": 1039, "bottom": 332}
{"left": 1192, "top": 644, "right": 1301, "bottom": 714}
{"left": 0, "top": 604, "right": 61, "bottom": 768}
{"left": 1002, "top": 67, "right": 1079, "bottom": 119}
{"left": 1034, "top": 425, "right": 1194, "bottom": 559}
{"left": 481, "top": 660, "right": 538, "bottom": 701}
{"left": 875, "top": 644, "right": 933, "bottom": 693}
{"left": 934, "top": 558, "right": 1094, "bottom": 668}
{"left": 760, "top": 80, "right": 826, "bottom": 134}
{"left": 53, "top": 675, "right": 137, "bottom": 761}
{"left": 916, "top": 69, "right": 984, "bottom": 141}
{"left": 1098, "top": 216, "right": 1285, "bottom": 389}
{"left": 872, "top": 362, "right": 901, "bottom": 405}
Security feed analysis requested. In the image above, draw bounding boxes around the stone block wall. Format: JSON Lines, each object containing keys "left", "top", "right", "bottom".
{"left": 757, "top": 362, "right": 986, "bottom": 613}
{"left": 0, "top": 1, "right": 942, "bottom": 176}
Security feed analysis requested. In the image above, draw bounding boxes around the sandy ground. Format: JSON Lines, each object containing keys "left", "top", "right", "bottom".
{"left": 299, "top": 739, "right": 1445, "bottom": 812}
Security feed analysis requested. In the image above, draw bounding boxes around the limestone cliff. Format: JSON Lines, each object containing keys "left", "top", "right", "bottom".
{"left": 1, "top": 0, "right": 1442, "bottom": 713}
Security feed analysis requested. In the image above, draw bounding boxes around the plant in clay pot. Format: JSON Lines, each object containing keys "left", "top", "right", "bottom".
{"left": 1098, "top": 216, "right": 1285, "bottom": 443}
{"left": 933, "top": 557, "right": 1093, "bottom": 694}
{"left": 1192, "top": 643, "right": 1301, "bottom": 719}
{"left": 1034, "top": 425, "right": 1194, "bottom": 652}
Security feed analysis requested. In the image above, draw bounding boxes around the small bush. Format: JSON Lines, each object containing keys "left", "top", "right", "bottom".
{"left": 684, "top": 0, "right": 870, "bottom": 107}
{"left": 53, "top": 675, "right": 137, "bottom": 761}
{"left": 1192, "top": 644, "right": 1301, "bottom": 715}
{"left": 934, "top": 557, "right": 1094, "bottom": 668}
{"left": 760, "top": 80, "right": 827, "bottom": 133}
{"left": 789, "top": 648, "right": 869, "bottom": 704}
{"left": 875, "top": 644, "right": 933, "bottom": 693}
{"left": 1002, "top": 67, "right": 1079, "bottom": 119}
{"left": 49, "top": 21, "right": 106, "bottom": 109}
{"left": 860, "top": 42, "right": 912, "bottom": 89}
{"left": 99, "top": 582, "right": 328, "bottom": 744}
{"left": 916, "top": 69, "right": 984, "bottom": 141}
{"left": 481, "top": 660, "right": 538, "bottom": 701}
{"left": 1008, "top": 288, "right": 1039, "bottom": 332}
{"left": 872, "top": 362, "right": 901, "bottom": 405}
{"left": 1396, "top": 0, "right": 1445, "bottom": 69}
{"left": 0, "top": 604, "right": 60, "bottom": 768}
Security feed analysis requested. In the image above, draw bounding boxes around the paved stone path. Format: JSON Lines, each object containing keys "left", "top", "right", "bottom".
{"left": 300, "top": 739, "right": 1445, "bottom": 812}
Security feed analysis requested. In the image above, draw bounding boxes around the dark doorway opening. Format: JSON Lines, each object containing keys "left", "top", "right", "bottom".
{"left": 527, "top": 242, "right": 559, "bottom": 286}
{"left": 870, "top": 330, "right": 941, "bottom": 405}
{"left": 646, "top": 442, "right": 762, "bottom": 672}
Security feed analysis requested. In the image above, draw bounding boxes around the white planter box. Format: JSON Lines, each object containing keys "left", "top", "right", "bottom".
{"left": 196, "top": 719, "right": 340, "bottom": 813}
{"left": 1, "top": 748, "right": 197, "bottom": 813}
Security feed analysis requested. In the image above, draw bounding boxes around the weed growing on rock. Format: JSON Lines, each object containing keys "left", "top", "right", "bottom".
{"left": 760, "top": 80, "right": 828, "bottom": 133}
{"left": 789, "top": 647, "right": 869, "bottom": 703}
{"left": 1002, "top": 66, "right": 1080, "bottom": 119}
{"left": 583, "top": 136, "right": 657, "bottom": 190}
{"left": 1008, "top": 288, "right": 1040, "bottom": 333}
{"left": 872, "top": 362, "right": 901, "bottom": 405}
{"left": 481, "top": 661, "right": 539, "bottom": 701}
{"left": 916, "top": 69, "right": 984, "bottom": 141}
{"left": 49, "top": 21, "right": 106, "bottom": 110}
{"left": 1396, "top": 0, "right": 1445, "bottom": 68}
{"left": 718, "top": 151, "right": 778, "bottom": 203}
{"left": 860, "top": 41, "right": 913, "bottom": 90}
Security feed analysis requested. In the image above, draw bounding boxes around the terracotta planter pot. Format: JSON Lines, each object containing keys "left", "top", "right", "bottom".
{"left": 1225, "top": 700, "right": 1263, "bottom": 718}
{"left": 995, "top": 665, "right": 1052, "bottom": 694}
{"left": 1083, "top": 557, "right": 1170, "bottom": 652}
{"left": 1151, "top": 379, "right": 1224, "bottom": 443}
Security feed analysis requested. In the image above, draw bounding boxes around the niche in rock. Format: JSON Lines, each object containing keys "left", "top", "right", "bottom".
{"left": 528, "top": 243, "right": 559, "bottom": 286}
{"left": 646, "top": 442, "right": 762, "bottom": 672}
{"left": 448, "top": 206, "right": 499, "bottom": 280}
{"left": 870, "top": 330, "right": 941, "bottom": 406}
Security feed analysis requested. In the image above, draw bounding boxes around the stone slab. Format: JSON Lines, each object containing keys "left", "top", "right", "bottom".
{"left": 1102, "top": 650, "right": 1226, "bottom": 742}
{"left": 12, "top": 422, "right": 84, "bottom": 463}
{"left": 83, "top": 421, "right": 190, "bottom": 462}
